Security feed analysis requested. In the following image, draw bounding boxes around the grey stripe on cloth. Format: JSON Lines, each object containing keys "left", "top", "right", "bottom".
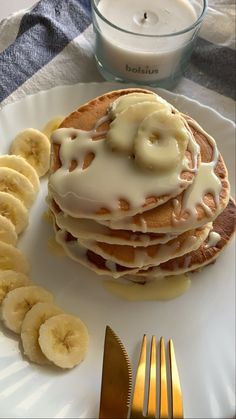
{"left": 0, "top": 9, "right": 28, "bottom": 54}
{"left": 0, "top": 0, "right": 91, "bottom": 103}
{"left": 184, "top": 36, "right": 236, "bottom": 100}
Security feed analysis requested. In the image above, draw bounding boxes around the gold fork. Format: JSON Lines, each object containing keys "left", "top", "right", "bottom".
{"left": 129, "top": 336, "right": 184, "bottom": 419}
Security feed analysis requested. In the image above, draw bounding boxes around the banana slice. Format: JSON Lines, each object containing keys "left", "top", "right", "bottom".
{"left": 0, "top": 155, "right": 40, "bottom": 192}
{"left": 21, "top": 302, "right": 63, "bottom": 365}
{"left": 0, "top": 270, "right": 31, "bottom": 304}
{"left": 10, "top": 128, "right": 50, "bottom": 177}
{"left": 1, "top": 286, "right": 54, "bottom": 333}
{"left": 134, "top": 109, "right": 189, "bottom": 171}
{"left": 110, "top": 92, "right": 171, "bottom": 118}
{"left": 0, "top": 191, "right": 28, "bottom": 234}
{"left": 107, "top": 101, "right": 170, "bottom": 154}
{"left": 0, "top": 214, "right": 17, "bottom": 245}
{"left": 0, "top": 242, "right": 29, "bottom": 273}
{"left": 42, "top": 117, "right": 65, "bottom": 140}
{"left": 38, "top": 314, "right": 89, "bottom": 369}
{"left": 0, "top": 167, "right": 36, "bottom": 208}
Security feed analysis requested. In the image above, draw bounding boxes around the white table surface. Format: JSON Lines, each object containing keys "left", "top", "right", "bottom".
{"left": 0, "top": 0, "right": 37, "bottom": 21}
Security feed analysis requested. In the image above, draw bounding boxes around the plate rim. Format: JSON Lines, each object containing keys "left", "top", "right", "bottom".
{"left": 1, "top": 81, "right": 235, "bottom": 128}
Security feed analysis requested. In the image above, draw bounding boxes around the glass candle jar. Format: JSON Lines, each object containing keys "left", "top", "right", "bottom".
{"left": 92, "top": 0, "right": 207, "bottom": 90}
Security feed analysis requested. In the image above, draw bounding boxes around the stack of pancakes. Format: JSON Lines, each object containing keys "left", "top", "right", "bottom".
{"left": 48, "top": 89, "right": 236, "bottom": 282}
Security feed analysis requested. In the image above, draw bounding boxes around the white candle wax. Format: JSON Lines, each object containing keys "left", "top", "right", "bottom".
{"left": 98, "top": 0, "right": 197, "bottom": 35}
{"left": 94, "top": 0, "right": 198, "bottom": 82}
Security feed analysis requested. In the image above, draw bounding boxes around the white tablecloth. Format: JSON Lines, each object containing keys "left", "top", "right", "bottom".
{"left": 0, "top": 0, "right": 235, "bottom": 121}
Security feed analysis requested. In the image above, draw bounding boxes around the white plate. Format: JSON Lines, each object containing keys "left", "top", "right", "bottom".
{"left": 0, "top": 82, "right": 235, "bottom": 419}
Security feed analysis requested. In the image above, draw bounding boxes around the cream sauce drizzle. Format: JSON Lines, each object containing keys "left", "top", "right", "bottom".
{"left": 103, "top": 274, "right": 191, "bottom": 301}
{"left": 49, "top": 94, "right": 199, "bottom": 219}
{"left": 181, "top": 115, "right": 200, "bottom": 172}
{"left": 55, "top": 229, "right": 138, "bottom": 278}
{"left": 53, "top": 209, "right": 175, "bottom": 246}
{"left": 172, "top": 120, "right": 222, "bottom": 227}
{"left": 105, "top": 259, "right": 118, "bottom": 272}
{"left": 173, "top": 163, "right": 222, "bottom": 223}
{"left": 99, "top": 119, "right": 223, "bottom": 233}
{"left": 205, "top": 231, "right": 221, "bottom": 248}
{"left": 50, "top": 128, "right": 191, "bottom": 218}
{"left": 183, "top": 254, "right": 192, "bottom": 269}
{"left": 79, "top": 225, "right": 210, "bottom": 268}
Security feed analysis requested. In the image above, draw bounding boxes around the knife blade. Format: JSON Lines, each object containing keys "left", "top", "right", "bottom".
{"left": 99, "top": 325, "right": 132, "bottom": 419}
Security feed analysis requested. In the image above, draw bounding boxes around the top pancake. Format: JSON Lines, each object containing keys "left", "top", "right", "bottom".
{"left": 100, "top": 115, "right": 230, "bottom": 233}
{"left": 49, "top": 88, "right": 200, "bottom": 220}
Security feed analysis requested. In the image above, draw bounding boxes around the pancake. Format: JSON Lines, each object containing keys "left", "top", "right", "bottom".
{"left": 49, "top": 89, "right": 200, "bottom": 220}
{"left": 53, "top": 199, "right": 235, "bottom": 282}
{"left": 100, "top": 115, "right": 230, "bottom": 233}
{"left": 48, "top": 196, "right": 177, "bottom": 247}
{"left": 54, "top": 226, "right": 140, "bottom": 278}
{"left": 134, "top": 197, "right": 236, "bottom": 279}
{"left": 47, "top": 88, "right": 233, "bottom": 288}
{"left": 69, "top": 224, "right": 211, "bottom": 268}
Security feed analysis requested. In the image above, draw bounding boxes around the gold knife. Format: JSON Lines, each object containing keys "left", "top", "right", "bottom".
{"left": 99, "top": 326, "right": 132, "bottom": 419}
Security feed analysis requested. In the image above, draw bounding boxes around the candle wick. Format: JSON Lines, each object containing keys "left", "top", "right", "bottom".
{"left": 144, "top": 12, "right": 148, "bottom": 19}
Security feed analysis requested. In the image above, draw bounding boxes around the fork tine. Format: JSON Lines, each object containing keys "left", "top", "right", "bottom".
{"left": 130, "top": 335, "right": 147, "bottom": 418}
{"left": 159, "top": 337, "right": 169, "bottom": 419}
{"left": 169, "top": 339, "right": 184, "bottom": 419}
{"left": 147, "top": 336, "right": 157, "bottom": 418}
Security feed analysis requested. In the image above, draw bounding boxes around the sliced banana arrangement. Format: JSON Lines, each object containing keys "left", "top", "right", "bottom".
{"left": 0, "top": 214, "right": 17, "bottom": 246}
{"left": 0, "top": 154, "right": 40, "bottom": 192}
{"left": 0, "top": 167, "right": 37, "bottom": 208}
{"left": 1, "top": 285, "right": 54, "bottom": 333}
{"left": 0, "top": 241, "right": 30, "bottom": 273}
{"left": 0, "top": 121, "right": 50, "bottom": 237}
{"left": 10, "top": 128, "right": 51, "bottom": 177}
{"left": 0, "top": 277, "right": 89, "bottom": 369}
{"left": 0, "top": 270, "right": 31, "bottom": 303}
{"left": 21, "top": 302, "right": 63, "bottom": 365}
{"left": 0, "top": 191, "right": 28, "bottom": 235}
{"left": 38, "top": 314, "right": 89, "bottom": 369}
{"left": 0, "top": 118, "right": 89, "bottom": 370}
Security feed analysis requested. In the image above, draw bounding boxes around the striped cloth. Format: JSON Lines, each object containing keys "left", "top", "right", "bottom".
{"left": 0, "top": 0, "right": 235, "bottom": 121}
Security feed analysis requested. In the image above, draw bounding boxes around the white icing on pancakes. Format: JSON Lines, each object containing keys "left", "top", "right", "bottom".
{"left": 47, "top": 89, "right": 231, "bottom": 288}
{"left": 49, "top": 93, "right": 199, "bottom": 219}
